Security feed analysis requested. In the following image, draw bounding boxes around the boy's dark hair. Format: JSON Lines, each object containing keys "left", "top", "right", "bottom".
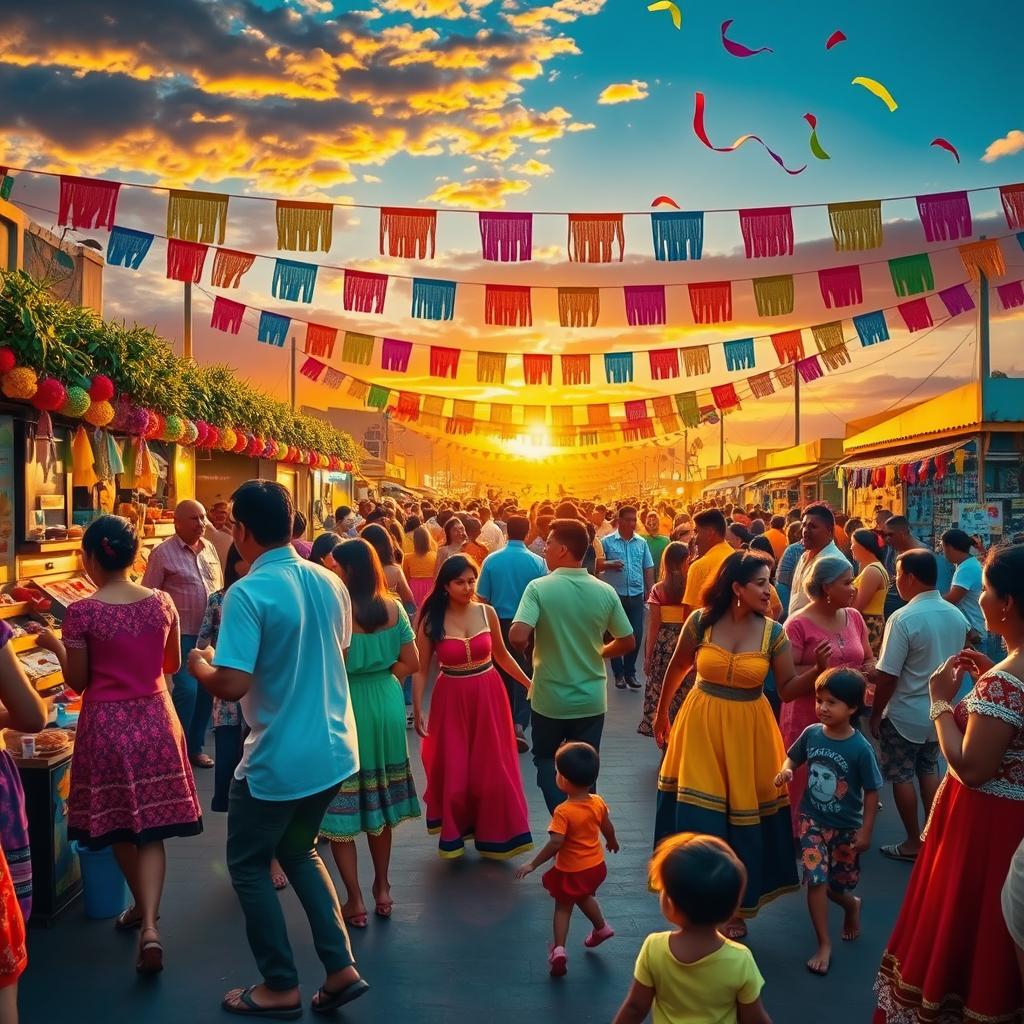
{"left": 693, "top": 509, "right": 727, "bottom": 536}
{"left": 555, "top": 742, "right": 600, "bottom": 788}
{"left": 232, "top": 480, "right": 293, "bottom": 547}
{"left": 815, "top": 667, "right": 867, "bottom": 717}
{"left": 649, "top": 833, "right": 746, "bottom": 926}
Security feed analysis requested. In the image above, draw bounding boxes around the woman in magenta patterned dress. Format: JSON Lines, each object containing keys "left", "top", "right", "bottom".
{"left": 413, "top": 555, "right": 533, "bottom": 860}
{"left": 782, "top": 556, "right": 874, "bottom": 832}
{"left": 40, "top": 516, "right": 202, "bottom": 975}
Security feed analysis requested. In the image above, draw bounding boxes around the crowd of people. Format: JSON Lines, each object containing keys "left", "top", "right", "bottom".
{"left": 0, "top": 483, "right": 1020, "bottom": 1023}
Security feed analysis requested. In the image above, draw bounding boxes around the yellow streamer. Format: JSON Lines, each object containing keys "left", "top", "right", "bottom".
{"left": 276, "top": 201, "right": 333, "bottom": 252}
{"left": 166, "top": 189, "right": 229, "bottom": 244}
{"left": 828, "top": 200, "right": 884, "bottom": 252}
{"left": 476, "top": 352, "right": 508, "bottom": 384}
{"left": 851, "top": 76, "right": 897, "bottom": 112}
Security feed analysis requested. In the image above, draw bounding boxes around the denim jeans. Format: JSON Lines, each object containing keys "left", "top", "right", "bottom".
{"left": 212, "top": 723, "right": 243, "bottom": 812}
{"left": 610, "top": 595, "right": 645, "bottom": 680}
{"left": 498, "top": 618, "right": 532, "bottom": 731}
{"left": 531, "top": 709, "right": 604, "bottom": 814}
{"left": 170, "top": 634, "right": 213, "bottom": 757}
{"left": 227, "top": 777, "right": 355, "bottom": 992}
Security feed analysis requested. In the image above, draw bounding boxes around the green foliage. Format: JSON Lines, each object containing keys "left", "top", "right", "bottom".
{"left": 0, "top": 270, "right": 358, "bottom": 461}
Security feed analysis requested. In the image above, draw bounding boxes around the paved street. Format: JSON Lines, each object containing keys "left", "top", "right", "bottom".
{"left": 22, "top": 678, "right": 912, "bottom": 1022}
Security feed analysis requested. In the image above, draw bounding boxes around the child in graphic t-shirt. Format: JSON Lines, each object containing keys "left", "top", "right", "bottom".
{"left": 775, "top": 667, "right": 883, "bottom": 977}
{"left": 515, "top": 742, "right": 618, "bottom": 977}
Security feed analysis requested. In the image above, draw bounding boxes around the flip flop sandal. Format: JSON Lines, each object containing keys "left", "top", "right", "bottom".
{"left": 311, "top": 978, "right": 370, "bottom": 1015}
{"left": 136, "top": 935, "right": 164, "bottom": 975}
{"left": 344, "top": 913, "right": 369, "bottom": 929}
{"left": 374, "top": 901, "right": 393, "bottom": 919}
{"left": 880, "top": 843, "right": 918, "bottom": 863}
{"left": 222, "top": 987, "right": 302, "bottom": 1020}
{"left": 115, "top": 908, "right": 160, "bottom": 931}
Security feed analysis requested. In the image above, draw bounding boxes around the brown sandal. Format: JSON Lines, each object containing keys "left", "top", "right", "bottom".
{"left": 137, "top": 929, "right": 164, "bottom": 974}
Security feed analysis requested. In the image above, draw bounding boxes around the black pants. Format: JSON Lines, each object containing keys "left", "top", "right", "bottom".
{"left": 611, "top": 595, "right": 645, "bottom": 680}
{"left": 498, "top": 618, "right": 532, "bottom": 731}
{"left": 531, "top": 708, "right": 605, "bottom": 814}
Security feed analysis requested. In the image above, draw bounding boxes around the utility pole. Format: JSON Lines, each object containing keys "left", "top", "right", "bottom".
{"left": 182, "top": 282, "right": 193, "bottom": 359}
{"left": 288, "top": 334, "right": 297, "bottom": 411}
{"left": 794, "top": 368, "right": 801, "bottom": 445}
{"left": 977, "top": 250, "right": 990, "bottom": 500}
{"left": 719, "top": 414, "right": 725, "bottom": 467}
{"left": 683, "top": 429, "right": 689, "bottom": 487}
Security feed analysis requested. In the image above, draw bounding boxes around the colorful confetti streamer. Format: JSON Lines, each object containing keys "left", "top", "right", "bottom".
{"left": 692, "top": 92, "right": 806, "bottom": 175}
{"left": 803, "top": 113, "right": 831, "bottom": 160}
{"left": 721, "top": 18, "right": 773, "bottom": 57}
{"left": 852, "top": 76, "right": 898, "bottom": 112}
{"left": 647, "top": 1, "right": 681, "bottom": 30}
{"left": 825, "top": 29, "right": 847, "bottom": 50}
{"left": 931, "top": 138, "right": 961, "bottom": 163}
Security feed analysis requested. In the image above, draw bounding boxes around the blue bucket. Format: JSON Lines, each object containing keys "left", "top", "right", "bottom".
{"left": 72, "top": 843, "right": 129, "bottom": 919}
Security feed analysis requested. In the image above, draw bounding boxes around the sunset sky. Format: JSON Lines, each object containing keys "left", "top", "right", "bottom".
{"left": 2, "top": 0, "right": 1022, "bottom": 474}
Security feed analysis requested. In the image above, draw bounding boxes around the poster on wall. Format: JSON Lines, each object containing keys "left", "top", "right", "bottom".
{"left": 955, "top": 502, "right": 1004, "bottom": 546}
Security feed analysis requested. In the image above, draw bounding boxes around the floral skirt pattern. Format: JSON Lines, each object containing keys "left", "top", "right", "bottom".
{"left": 638, "top": 622, "right": 686, "bottom": 737}
{"left": 798, "top": 814, "right": 860, "bottom": 891}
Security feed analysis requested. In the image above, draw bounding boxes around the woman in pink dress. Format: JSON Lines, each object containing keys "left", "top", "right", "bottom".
{"left": 413, "top": 554, "right": 533, "bottom": 860}
{"left": 781, "top": 555, "right": 874, "bottom": 832}
{"left": 40, "top": 515, "right": 202, "bottom": 975}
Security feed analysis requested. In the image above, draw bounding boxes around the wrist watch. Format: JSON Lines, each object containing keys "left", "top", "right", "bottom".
{"left": 929, "top": 699, "right": 955, "bottom": 721}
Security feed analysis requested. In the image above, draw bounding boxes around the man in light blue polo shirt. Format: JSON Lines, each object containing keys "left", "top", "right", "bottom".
{"left": 600, "top": 505, "right": 655, "bottom": 690}
{"left": 190, "top": 480, "right": 368, "bottom": 1017}
{"left": 477, "top": 513, "right": 547, "bottom": 750}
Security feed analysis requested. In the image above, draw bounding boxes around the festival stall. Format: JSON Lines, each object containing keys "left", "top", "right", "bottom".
{"left": 743, "top": 438, "right": 845, "bottom": 514}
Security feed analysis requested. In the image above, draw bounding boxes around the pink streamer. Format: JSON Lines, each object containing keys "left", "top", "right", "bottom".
{"left": 624, "top": 285, "right": 667, "bottom": 326}
{"left": 997, "top": 280, "right": 1024, "bottom": 310}
{"left": 343, "top": 270, "right": 388, "bottom": 314}
{"left": 721, "top": 19, "right": 773, "bottom": 57}
{"left": 210, "top": 296, "right": 245, "bottom": 334}
{"left": 380, "top": 338, "right": 413, "bottom": 372}
{"left": 916, "top": 191, "right": 972, "bottom": 242}
{"left": 58, "top": 175, "right": 120, "bottom": 230}
{"left": 818, "top": 264, "right": 863, "bottom": 308}
{"left": 738, "top": 207, "right": 794, "bottom": 258}
{"left": 898, "top": 297, "right": 934, "bottom": 332}
{"left": 796, "top": 355, "right": 824, "bottom": 383}
{"left": 479, "top": 212, "right": 533, "bottom": 262}
{"left": 937, "top": 284, "right": 975, "bottom": 317}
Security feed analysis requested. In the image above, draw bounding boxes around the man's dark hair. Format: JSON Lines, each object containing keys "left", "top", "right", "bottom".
{"left": 941, "top": 528, "right": 973, "bottom": 554}
{"left": 770, "top": 515, "right": 785, "bottom": 530}
{"left": 693, "top": 508, "right": 727, "bottom": 536}
{"left": 506, "top": 515, "right": 530, "bottom": 542}
{"left": 897, "top": 548, "right": 938, "bottom": 588}
{"left": 887, "top": 515, "right": 909, "bottom": 534}
{"left": 548, "top": 518, "right": 589, "bottom": 562}
{"left": 803, "top": 502, "right": 835, "bottom": 531}
{"left": 232, "top": 480, "right": 293, "bottom": 547}
{"left": 335, "top": 505, "right": 352, "bottom": 521}
{"left": 617, "top": 505, "right": 637, "bottom": 519}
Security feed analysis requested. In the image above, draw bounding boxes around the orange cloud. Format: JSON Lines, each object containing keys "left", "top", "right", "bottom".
{"left": 423, "top": 177, "right": 531, "bottom": 208}
{"left": 504, "top": 0, "right": 606, "bottom": 30}
{"left": 379, "top": 0, "right": 493, "bottom": 18}
{"left": 511, "top": 158, "right": 553, "bottom": 175}
{"left": 597, "top": 80, "right": 649, "bottom": 105}
{"left": 983, "top": 129, "right": 1024, "bottom": 163}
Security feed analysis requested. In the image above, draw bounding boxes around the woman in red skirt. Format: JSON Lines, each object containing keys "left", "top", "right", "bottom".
{"left": 874, "top": 544, "right": 1024, "bottom": 1023}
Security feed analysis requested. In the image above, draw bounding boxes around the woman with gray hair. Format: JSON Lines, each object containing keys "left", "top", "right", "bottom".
{"left": 781, "top": 555, "right": 874, "bottom": 832}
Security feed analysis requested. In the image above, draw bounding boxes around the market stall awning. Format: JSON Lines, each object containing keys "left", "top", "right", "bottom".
{"left": 839, "top": 438, "right": 968, "bottom": 471}
{"left": 702, "top": 475, "right": 745, "bottom": 493}
{"left": 745, "top": 464, "right": 820, "bottom": 487}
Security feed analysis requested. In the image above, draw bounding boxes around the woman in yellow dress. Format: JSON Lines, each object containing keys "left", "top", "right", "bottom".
{"left": 653, "top": 550, "right": 816, "bottom": 939}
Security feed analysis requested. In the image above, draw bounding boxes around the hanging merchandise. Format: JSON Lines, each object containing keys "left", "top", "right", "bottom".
{"left": 624, "top": 285, "right": 666, "bottom": 326}
{"left": 853, "top": 309, "right": 890, "bottom": 347}
{"left": 276, "top": 200, "right": 333, "bottom": 252}
{"left": 648, "top": 349, "right": 681, "bottom": 380}
{"left": 916, "top": 191, "right": 972, "bottom": 243}
{"left": 828, "top": 200, "right": 883, "bottom": 252}
{"left": 411, "top": 279, "right": 456, "bottom": 321}
{"left": 560, "top": 354, "right": 591, "bottom": 385}
{"left": 650, "top": 210, "right": 704, "bottom": 261}
{"left": 166, "top": 239, "right": 209, "bottom": 283}
{"left": 523, "top": 354, "right": 553, "bottom": 386}
{"left": 888, "top": 253, "right": 934, "bottom": 296}
{"left": 211, "top": 247, "right": 256, "bottom": 288}
{"left": 211, "top": 296, "right": 246, "bottom": 334}
{"left": 305, "top": 323, "right": 338, "bottom": 358}
{"left": 752, "top": 275, "right": 794, "bottom": 317}
{"left": 106, "top": 227, "right": 153, "bottom": 269}
{"left": 476, "top": 351, "right": 508, "bottom": 384}
{"left": 688, "top": 281, "right": 732, "bottom": 324}
{"left": 166, "top": 189, "right": 229, "bottom": 245}
{"left": 604, "top": 352, "right": 634, "bottom": 384}
{"left": 57, "top": 175, "right": 120, "bottom": 230}
{"left": 557, "top": 288, "right": 600, "bottom": 327}
{"left": 380, "top": 338, "right": 413, "bottom": 373}
{"left": 818, "top": 265, "right": 863, "bottom": 308}
{"left": 343, "top": 270, "right": 388, "bottom": 313}
{"left": 380, "top": 207, "right": 437, "bottom": 260}
{"left": 567, "top": 213, "right": 624, "bottom": 263}
{"left": 484, "top": 284, "right": 532, "bottom": 326}
{"left": 272, "top": 259, "right": 318, "bottom": 303}
{"left": 479, "top": 212, "right": 533, "bottom": 261}
{"left": 723, "top": 338, "right": 755, "bottom": 371}
{"left": 738, "top": 207, "right": 794, "bottom": 258}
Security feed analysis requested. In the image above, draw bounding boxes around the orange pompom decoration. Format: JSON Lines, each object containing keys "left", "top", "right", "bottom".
{"left": 84, "top": 400, "right": 115, "bottom": 427}
{"left": 218, "top": 427, "right": 237, "bottom": 452}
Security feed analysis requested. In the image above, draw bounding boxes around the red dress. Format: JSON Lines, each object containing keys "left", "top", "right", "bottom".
{"left": 874, "top": 670, "right": 1024, "bottom": 1023}
{"left": 0, "top": 845, "right": 26, "bottom": 989}
{"left": 421, "top": 612, "right": 532, "bottom": 860}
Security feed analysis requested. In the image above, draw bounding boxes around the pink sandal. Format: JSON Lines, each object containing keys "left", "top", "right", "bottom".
{"left": 548, "top": 945, "right": 567, "bottom": 977}
{"left": 584, "top": 924, "right": 615, "bottom": 948}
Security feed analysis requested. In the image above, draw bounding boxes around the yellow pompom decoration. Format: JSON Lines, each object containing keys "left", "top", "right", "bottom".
{"left": 84, "top": 399, "right": 115, "bottom": 427}
{"left": 1, "top": 367, "right": 38, "bottom": 400}
{"left": 219, "top": 427, "right": 237, "bottom": 452}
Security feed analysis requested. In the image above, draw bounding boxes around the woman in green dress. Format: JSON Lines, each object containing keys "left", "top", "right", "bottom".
{"left": 319, "top": 539, "right": 421, "bottom": 927}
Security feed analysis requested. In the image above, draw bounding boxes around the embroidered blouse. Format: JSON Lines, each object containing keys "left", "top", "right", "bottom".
{"left": 955, "top": 669, "right": 1024, "bottom": 800}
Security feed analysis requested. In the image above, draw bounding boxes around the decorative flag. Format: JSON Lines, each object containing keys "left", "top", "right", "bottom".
{"left": 411, "top": 278, "right": 456, "bottom": 321}
{"left": 625, "top": 400, "right": 649, "bottom": 421}
{"left": 342, "top": 331, "right": 374, "bottom": 365}
{"left": 447, "top": 418, "right": 473, "bottom": 436}
{"left": 752, "top": 275, "right": 794, "bottom": 317}
{"left": 959, "top": 238, "right": 1005, "bottom": 282}
{"left": 997, "top": 280, "right": 1024, "bottom": 310}
{"left": 748, "top": 372, "right": 775, "bottom": 398}
{"left": 380, "top": 207, "right": 437, "bottom": 260}
{"left": 484, "top": 284, "right": 532, "bottom": 327}
{"left": 430, "top": 346, "right": 460, "bottom": 379}
{"left": 476, "top": 351, "right": 507, "bottom": 384}
{"left": 166, "top": 239, "right": 209, "bottom": 283}
{"left": 775, "top": 363, "right": 796, "bottom": 388}
{"left": 853, "top": 310, "right": 889, "bottom": 347}
{"left": 738, "top": 207, "right": 794, "bottom": 258}
{"left": 723, "top": 338, "right": 755, "bottom": 371}
{"left": 652, "top": 396, "right": 675, "bottom": 418}
{"left": 771, "top": 329, "right": 804, "bottom": 363}
{"left": 0, "top": 176, "right": 12, "bottom": 201}
{"left": 344, "top": 270, "right": 388, "bottom": 313}
{"left": 454, "top": 400, "right": 477, "bottom": 421}
{"left": 380, "top": 338, "right": 413, "bottom": 372}
{"left": 622, "top": 419, "right": 656, "bottom": 442}
{"left": 305, "top": 323, "right": 338, "bottom": 358}
{"left": 658, "top": 413, "right": 681, "bottom": 434}
{"left": 420, "top": 411, "right": 443, "bottom": 430}
{"left": 348, "top": 379, "right": 369, "bottom": 401}
{"left": 57, "top": 175, "right": 120, "bottom": 230}
{"left": 557, "top": 287, "right": 600, "bottom": 327}
{"left": 211, "top": 248, "right": 255, "bottom": 288}
{"left": 683, "top": 345, "right": 712, "bottom": 376}
{"left": 675, "top": 392, "right": 700, "bottom": 427}
{"left": 688, "top": 281, "right": 732, "bottom": 323}
{"left": 552, "top": 406, "right": 574, "bottom": 427}
{"left": 395, "top": 392, "right": 421, "bottom": 421}
{"left": 579, "top": 429, "right": 599, "bottom": 447}
{"left": 561, "top": 354, "right": 591, "bottom": 385}
{"left": 888, "top": 253, "right": 934, "bottom": 296}
{"left": 523, "top": 354, "right": 553, "bottom": 385}
{"left": 422, "top": 396, "right": 445, "bottom": 417}
{"left": 712, "top": 383, "right": 740, "bottom": 411}
{"left": 827, "top": 200, "right": 883, "bottom": 252}
{"left": 820, "top": 342, "right": 851, "bottom": 370}
{"left": 818, "top": 265, "right": 863, "bottom": 308}
{"left": 276, "top": 200, "right": 333, "bottom": 252}
{"left": 210, "top": 296, "right": 245, "bottom": 334}
{"left": 916, "top": 191, "right": 972, "bottom": 242}
{"left": 323, "top": 368, "right": 344, "bottom": 389}
{"left": 648, "top": 349, "right": 681, "bottom": 380}
{"left": 489, "top": 403, "right": 513, "bottom": 425}
{"left": 812, "top": 321, "right": 845, "bottom": 353}
{"left": 567, "top": 213, "right": 625, "bottom": 263}
{"left": 999, "top": 184, "right": 1024, "bottom": 230}
{"left": 650, "top": 211, "right": 704, "bottom": 261}
{"left": 272, "top": 258, "right": 318, "bottom": 302}
{"left": 898, "top": 297, "right": 933, "bottom": 332}
{"left": 797, "top": 355, "right": 824, "bottom": 382}
{"left": 479, "top": 212, "right": 533, "bottom": 261}
{"left": 367, "top": 385, "right": 391, "bottom": 410}
{"left": 603, "top": 352, "right": 634, "bottom": 384}
{"left": 257, "top": 311, "right": 290, "bottom": 347}
{"left": 106, "top": 227, "right": 153, "bottom": 270}
{"left": 166, "top": 189, "right": 228, "bottom": 244}
{"left": 938, "top": 283, "right": 975, "bottom": 317}
{"left": 692, "top": 91, "right": 806, "bottom": 175}
{"left": 299, "top": 357, "right": 326, "bottom": 382}
{"left": 624, "top": 285, "right": 667, "bottom": 326}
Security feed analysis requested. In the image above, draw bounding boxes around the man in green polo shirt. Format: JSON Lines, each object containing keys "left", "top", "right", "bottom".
{"left": 643, "top": 510, "right": 670, "bottom": 580}
{"left": 510, "top": 518, "right": 635, "bottom": 812}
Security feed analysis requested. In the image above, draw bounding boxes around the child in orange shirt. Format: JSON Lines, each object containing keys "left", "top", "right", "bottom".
{"left": 516, "top": 742, "right": 619, "bottom": 977}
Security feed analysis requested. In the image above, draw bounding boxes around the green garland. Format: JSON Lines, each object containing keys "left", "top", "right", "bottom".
{"left": 0, "top": 270, "right": 359, "bottom": 462}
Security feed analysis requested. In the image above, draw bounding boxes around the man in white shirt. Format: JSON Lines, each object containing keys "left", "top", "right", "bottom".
{"left": 477, "top": 504, "right": 506, "bottom": 553}
{"left": 871, "top": 548, "right": 969, "bottom": 862}
{"left": 789, "top": 503, "right": 845, "bottom": 617}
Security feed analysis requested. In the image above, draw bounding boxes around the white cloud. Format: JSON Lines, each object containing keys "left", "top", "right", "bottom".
{"left": 511, "top": 158, "right": 553, "bottom": 175}
{"left": 597, "top": 80, "right": 649, "bottom": 105}
{"left": 982, "top": 129, "right": 1024, "bottom": 163}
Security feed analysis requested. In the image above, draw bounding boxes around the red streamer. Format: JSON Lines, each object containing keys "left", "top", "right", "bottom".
{"left": 58, "top": 175, "right": 120, "bottom": 230}
{"left": 299, "top": 357, "right": 326, "bottom": 382}
{"left": 343, "top": 270, "right": 388, "bottom": 314}
{"left": 648, "top": 348, "right": 681, "bottom": 380}
{"left": 930, "top": 138, "right": 961, "bottom": 164}
{"left": 693, "top": 92, "right": 806, "bottom": 175}
{"left": 210, "top": 296, "right": 245, "bottom": 334}
{"left": 166, "top": 239, "right": 208, "bottom": 283}
{"left": 305, "top": 323, "right": 338, "bottom": 358}
{"left": 688, "top": 281, "right": 732, "bottom": 324}
{"left": 484, "top": 284, "right": 532, "bottom": 327}
{"left": 825, "top": 29, "right": 847, "bottom": 49}
{"left": 711, "top": 383, "right": 741, "bottom": 411}
{"left": 523, "top": 354, "right": 553, "bottom": 385}
{"left": 430, "top": 346, "right": 461, "bottom": 379}
{"left": 395, "top": 392, "right": 421, "bottom": 422}
{"left": 898, "top": 297, "right": 934, "bottom": 332}
{"left": 771, "top": 329, "right": 804, "bottom": 364}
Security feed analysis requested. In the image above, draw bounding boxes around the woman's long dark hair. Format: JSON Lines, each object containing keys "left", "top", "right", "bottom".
{"left": 333, "top": 538, "right": 389, "bottom": 632}
{"left": 701, "top": 550, "right": 773, "bottom": 628}
{"left": 361, "top": 523, "right": 397, "bottom": 567}
{"left": 748, "top": 536, "right": 777, "bottom": 582}
{"left": 444, "top": 517, "right": 464, "bottom": 546}
{"left": 852, "top": 527, "right": 885, "bottom": 561}
{"left": 418, "top": 554, "right": 477, "bottom": 643}
{"left": 660, "top": 542, "right": 688, "bottom": 605}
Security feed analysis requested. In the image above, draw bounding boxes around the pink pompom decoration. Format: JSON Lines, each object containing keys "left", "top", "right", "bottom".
{"left": 127, "top": 406, "right": 151, "bottom": 435}
{"left": 88, "top": 375, "right": 115, "bottom": 402}
{"left": 110, "top": 396, "right": 132, "bottom": 431}
{"left": 193, "top": 420, "right": 210, "bottom": 445}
